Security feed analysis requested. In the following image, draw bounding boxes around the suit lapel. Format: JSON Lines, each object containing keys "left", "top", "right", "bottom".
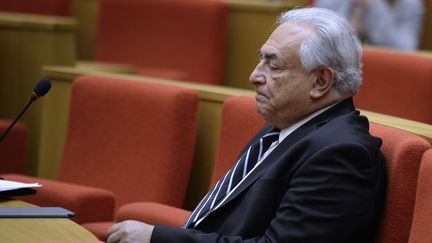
{"left": 214, "top": 98, "right": 356, "bottom": 211}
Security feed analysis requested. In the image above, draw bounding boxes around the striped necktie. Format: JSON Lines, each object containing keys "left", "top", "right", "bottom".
{"left": 184, "top": 128, "right": 280, "bottom": 228}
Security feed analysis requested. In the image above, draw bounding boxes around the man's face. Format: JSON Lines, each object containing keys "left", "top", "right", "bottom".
{"left": 249, "top": 22, "right": 316, "bottom": 129}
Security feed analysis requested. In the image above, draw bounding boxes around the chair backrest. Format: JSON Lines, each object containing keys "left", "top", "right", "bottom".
{"left": 408, "top": 149, "right": 432, "bottom": 243}
{"left": 57, "top": 75, "right": 199, "bottom": 210}
{"left": 93, "top": 0, "right": 228, "bottom": 85}
{"left": 355, "top": 47, "right": 432, "bottom": 124}
{"left": 211, "top": 100, "right": 432, "bottom": 242}
{"left": 210, "top": 96, "right": 265, "bottom": 186}
{"left": 370, "top": 123, "right": 431, "bottom": 243}
{"left": 0, "top": 0, "right": 70, "bottom": 16}
{"left": 0, "top": 120, "right": 27, "bottom": 174}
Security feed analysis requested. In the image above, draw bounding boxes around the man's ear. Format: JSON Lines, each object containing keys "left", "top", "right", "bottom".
{"left": 310, "top": 68, "right": 334, "bottom": 99}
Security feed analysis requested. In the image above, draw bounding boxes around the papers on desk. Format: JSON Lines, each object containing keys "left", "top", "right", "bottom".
{"left": 0, "top": 179, "right": 41, "bottom": 197}
{"left": 0, "top": 179, "right": 41, "bottom": 192}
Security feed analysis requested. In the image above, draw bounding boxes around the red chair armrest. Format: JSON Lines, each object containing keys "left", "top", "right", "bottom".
{"left": 2, "top": 174, "right": 116, "bottom": 224}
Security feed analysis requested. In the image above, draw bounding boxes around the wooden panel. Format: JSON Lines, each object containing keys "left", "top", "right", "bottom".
{"left": 72, "top": 0, "right": 99, "bottom": 60}
{"left": 0, "top": 12, "right": 76, "bottom": 176}
{"left": 421, "top": 0, "right": 432, "bottom": 50}
{"left": 223, "top": 0, "right": 305, "bottom": 89}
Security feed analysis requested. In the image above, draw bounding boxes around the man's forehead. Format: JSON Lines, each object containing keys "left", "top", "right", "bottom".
{"left": 266, "top": 22, "right": 312, "bottom": 51}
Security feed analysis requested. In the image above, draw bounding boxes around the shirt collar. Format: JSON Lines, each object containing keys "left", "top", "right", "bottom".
{"left": 278, "top": 102, "right": 339, "bottom": 143}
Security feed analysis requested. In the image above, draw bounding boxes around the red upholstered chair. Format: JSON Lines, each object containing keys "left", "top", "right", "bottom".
{"left": 3, "top": 75, "right": 199, "bottom": 229}
{"left": 0, "top": 120, "right": 28, "bottom": 174}
{"left": 108, "top": 96, "right": 432, "bottom": 243}
{"left": 0, "top": 0, "right": 71, "bottom": 16}
{"left": 408, "top": 149, "right": 432, "bottom": 243}
{"left": 370, "top": 123, "right": 431, "bottom": 243}
{"left": 355, "top": 47, "right": 432, "bottom": 124}
{"left": 109, "top": 96, "right": 264, "bottom": 238}
{"left": 93, "top": 0, "right": 228, "bottom": 85}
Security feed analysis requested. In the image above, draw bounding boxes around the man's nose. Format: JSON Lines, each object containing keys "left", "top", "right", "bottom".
{"left": 249, "top": 61, "right": 266, "bottom": 85}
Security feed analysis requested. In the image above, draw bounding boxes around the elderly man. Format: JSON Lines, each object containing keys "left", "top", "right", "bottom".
{"left": 107, "top": 7, "right": 386, "bottom": 243}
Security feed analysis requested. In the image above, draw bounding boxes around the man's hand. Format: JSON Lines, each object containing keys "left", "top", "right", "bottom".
{"left": 107, "top": 220, "right": 155, "bottom": 243}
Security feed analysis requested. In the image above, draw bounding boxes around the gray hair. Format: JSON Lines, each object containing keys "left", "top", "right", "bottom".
{"left": 278, "top": 7, "right": 362, "bottom": 95}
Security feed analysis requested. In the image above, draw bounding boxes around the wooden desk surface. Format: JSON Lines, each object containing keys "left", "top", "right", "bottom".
{"left": 0, "top": 199, "right": 98, "bottom": 243}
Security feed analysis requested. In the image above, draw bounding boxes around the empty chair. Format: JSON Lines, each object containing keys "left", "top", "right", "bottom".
{"left": 370, "top": 123, "right": 431, "bottom": 243}
{"left": 0, "top": 0, "right": 71, "bottom": 16}
{"left": 3, "top": 75, "right": 199, "bottom": 230}
{"left": 354, "top": 47, "right": 432, "bottom": 124}
{"left": 93, "top": 0, "right": 229, "bottom": 85}
{"left": 113, "top": 96, "right": 265, "bottom": 231}
{"left": 0, "top": 120, "right": 28, "bottom": 174}
{"left": 407, "top": 149, "right": 432, "bottom": 243}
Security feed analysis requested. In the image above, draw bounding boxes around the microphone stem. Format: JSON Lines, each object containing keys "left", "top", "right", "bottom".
{"left": 0, "top": 97, "right": 35, "bottom": 142}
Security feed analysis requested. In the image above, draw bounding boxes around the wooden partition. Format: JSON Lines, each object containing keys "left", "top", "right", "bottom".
{"left": 0, "top": 12, "right": 76, "bottom": 175}
{"left": 422, "top": 0, "right": 432, "bottom": 50}
{"left": 72, "top": 0, "right": 99, "bottom": 60}
{"left": 40, "top": 65, "right": 432, "bottom": 209}
{"left": 222, "top": 0, "right": 305, "bottom": 89}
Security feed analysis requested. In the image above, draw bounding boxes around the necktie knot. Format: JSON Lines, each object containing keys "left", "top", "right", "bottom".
{"left": 259, "top": 129, "right": 280, "bottom": 159}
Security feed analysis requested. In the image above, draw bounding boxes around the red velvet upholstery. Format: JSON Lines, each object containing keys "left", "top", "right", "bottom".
{"left": 370, "top": 123, "right": 431, "bottom": 243}
{"left": 0, "top": 0, "right": 70, "bottom": 16}
{"left": 4, "top": 75, "right": 199, "bottom": 227}
{"left": 408, "top": 149, "right": 432, "bottom": 243}
{"left": 95, "top": 96, "right": 264, "bottom": 240}
{"left": 93, "top": 0, "right": 228, "bottom": 85}
{"left": 0, "top": 120, "right": 27, "bottom": 174}
{"left": 355, "top": 47, "right": 432, "bottom": 124}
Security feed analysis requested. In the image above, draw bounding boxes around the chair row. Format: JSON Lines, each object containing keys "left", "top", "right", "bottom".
{"left": 0, "top": 2, "right": 431, "bottom": 184}
{"left": 2, "top": 74, "right": 432, "bottom": 242}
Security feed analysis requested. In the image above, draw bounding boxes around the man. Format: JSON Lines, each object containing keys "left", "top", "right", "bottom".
{"left": 107, "top": 7, "right": 386, "bottom": 243}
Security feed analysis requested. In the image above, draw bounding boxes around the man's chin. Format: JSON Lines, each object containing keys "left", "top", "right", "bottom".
{"left": 256, "top": 105, "right": 270, "bottom": 119}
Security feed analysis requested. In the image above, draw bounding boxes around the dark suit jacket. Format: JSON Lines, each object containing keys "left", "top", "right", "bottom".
{"left": 152, "top": 98, "right": 387, "bottom": 243}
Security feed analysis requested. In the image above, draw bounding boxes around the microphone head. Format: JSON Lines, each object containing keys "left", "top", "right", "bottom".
{"left": 32, "top": 78, "right": 52, "bottom": 99}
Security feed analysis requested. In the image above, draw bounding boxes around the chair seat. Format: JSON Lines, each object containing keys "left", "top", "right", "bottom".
{"left": 116, "top": 202, "right": 190, "bottom": 227}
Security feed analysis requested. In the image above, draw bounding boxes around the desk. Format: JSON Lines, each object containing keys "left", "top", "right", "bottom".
{"left": 0, "top": 199, "right": 98, "bottom": 242}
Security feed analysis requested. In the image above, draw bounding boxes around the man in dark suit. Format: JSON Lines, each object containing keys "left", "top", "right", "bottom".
{"left": 107, "top": 7, "right": 386, "bottom": 243}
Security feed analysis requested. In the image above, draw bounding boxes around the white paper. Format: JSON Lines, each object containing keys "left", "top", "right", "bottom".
{"left": 0, "top": 179, "right": 42, "bottom": 192}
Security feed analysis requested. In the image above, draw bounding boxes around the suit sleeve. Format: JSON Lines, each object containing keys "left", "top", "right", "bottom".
{"left": 151, "top": 142, "right": 385, "bottom": 243}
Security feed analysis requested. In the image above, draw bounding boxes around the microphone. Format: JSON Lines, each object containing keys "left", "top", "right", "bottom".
{"left": 0, "top": 78, "right": 52, "bottom": 142}
{"left": 31, "top": 78, "right": 52, "bottom": 101}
